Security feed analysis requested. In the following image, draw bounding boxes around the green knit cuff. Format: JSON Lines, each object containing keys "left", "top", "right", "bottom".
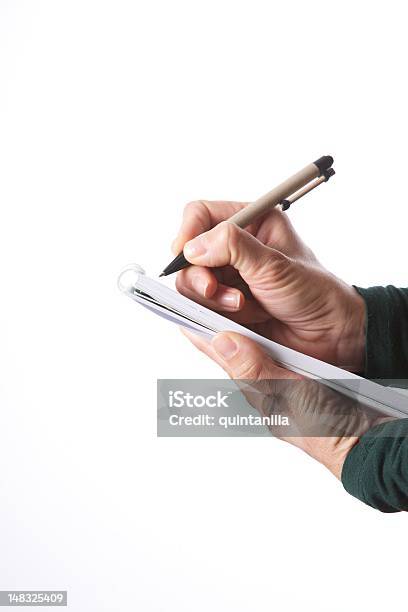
{"left": 341, "top": 419, "right": 408, "bottom": 512}
{"left": 341, "top": 433, "right": 376, "bottom": 509}
{"left": 353, "top": 286, "right": 395, "bottom": 379}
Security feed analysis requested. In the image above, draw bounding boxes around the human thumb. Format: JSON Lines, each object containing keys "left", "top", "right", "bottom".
{"left": 183, "top": 221, "right": 289, "bottom": 282}
{"left": 211, "top": 331, "right": 291, "bottom": 381}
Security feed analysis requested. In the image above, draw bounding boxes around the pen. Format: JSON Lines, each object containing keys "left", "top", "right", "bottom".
{"left": 159, "top": 155, "right": 335, "bottom": 277}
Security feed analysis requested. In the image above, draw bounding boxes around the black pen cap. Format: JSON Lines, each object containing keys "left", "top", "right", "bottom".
{"left": 313, "top": 156, "right": 334, "bottom": 175}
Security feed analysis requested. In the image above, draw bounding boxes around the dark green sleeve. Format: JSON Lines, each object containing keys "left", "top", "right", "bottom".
{"left": 342, "top": 286, "right": 408, "bottom": 511}
{"left": 341, "top": 419, "right": 408, "bottom": 512}
{"left": 354, "top": 285, "right": 408, "bottom": 379}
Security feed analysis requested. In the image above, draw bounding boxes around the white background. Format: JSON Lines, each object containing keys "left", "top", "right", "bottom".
{"left": 1, "top": 1, "right": 407, "bottom": 610}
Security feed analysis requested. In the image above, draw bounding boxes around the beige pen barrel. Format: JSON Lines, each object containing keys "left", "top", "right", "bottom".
{"left": 159, "top": 156, "right": 333, "bottom": 276}
{"left": 228, "top": 161, "right": 323, "bottom": 228}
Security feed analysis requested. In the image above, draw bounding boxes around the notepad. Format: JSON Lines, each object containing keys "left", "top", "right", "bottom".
{"left": 118, "top": 265, "right": 408, "bottom": 419}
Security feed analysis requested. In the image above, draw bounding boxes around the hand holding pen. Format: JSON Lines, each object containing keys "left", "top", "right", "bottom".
{"left": 169, "top": 157, "right": 366, "bottom": 372}
{"left": 160, "top": 156, "right": 334, "bottom": 277}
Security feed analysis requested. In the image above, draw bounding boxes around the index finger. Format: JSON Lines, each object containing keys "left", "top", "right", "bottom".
{"left": 172, "top": 200, "right": 249, "bottom": 255}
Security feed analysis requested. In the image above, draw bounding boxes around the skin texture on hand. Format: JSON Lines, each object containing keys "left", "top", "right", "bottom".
{"left": 173, "top": 200, "right": 366, "bottom": 372}
{"left": 173, "top": 199, "right": 371, "bottom": 477}
{"left": 182, "top": 329, "right": 372, "bottom": 479}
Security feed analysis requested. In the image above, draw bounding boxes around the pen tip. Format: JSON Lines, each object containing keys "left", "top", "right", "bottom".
{"left": 159, "top": 272, "right": 165, "bottom": 277}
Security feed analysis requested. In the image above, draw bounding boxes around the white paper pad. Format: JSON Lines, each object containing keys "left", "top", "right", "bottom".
{"left": 118, "top": 266, "right": 408, "bottom": 419}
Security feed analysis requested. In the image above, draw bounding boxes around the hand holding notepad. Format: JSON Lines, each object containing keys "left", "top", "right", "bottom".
{"left": 118, "top": 265, "right": 408, "bottom": 419}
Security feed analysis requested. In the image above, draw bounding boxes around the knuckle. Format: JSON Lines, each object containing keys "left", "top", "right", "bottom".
{"left": 183, "top": 200, "right": 208, "bottom": 217}
{"left": 268, "top": 250, "right": 292, "bottom": 278}
{"left": 183, "top": 201, "right": 198, "bottom": 216}
{"left": 225, "top": 221, "right": 240, "bottom": 243}
{"left": 234, "top": 356, "right": 265, "bottom": 381}
{"left": 216, "top": 222, "right": 240, "bottom": 260}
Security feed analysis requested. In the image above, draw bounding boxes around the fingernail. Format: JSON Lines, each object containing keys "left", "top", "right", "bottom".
{"left": 212, "top": 334, "right": 239, "bottom": 360}
{"left": 192, "top": 275, "right": 209, "bottom": 297}
{"left": 218, "top": 289, "right": 241, "bottom": 310}
{"left": 184, "top": 237, "right": 207, "bottom": 260}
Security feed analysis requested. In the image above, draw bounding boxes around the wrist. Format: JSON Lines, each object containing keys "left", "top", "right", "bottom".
{"left": 298, "top": 434, "right": 359, "bottom": 480}
{"left": 322, "top": 436, "right": 359, "bottom": 479}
